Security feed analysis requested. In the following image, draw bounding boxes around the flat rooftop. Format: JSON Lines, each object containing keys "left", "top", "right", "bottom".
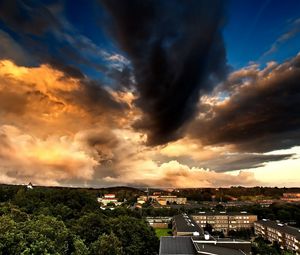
{"left": 193, "top": 243, "right": 247, "bottom": 255}
{"left": 159, "top": 236, "right": 251, "bottom": 255}
{"left": 160, "top": 236, "right": 195, "bottom": 255}
{"left": 193, "top": 211, "right": 255, "bottom": 216}
{"left": 173, "top": 214, "right": 203, "bottom": 233}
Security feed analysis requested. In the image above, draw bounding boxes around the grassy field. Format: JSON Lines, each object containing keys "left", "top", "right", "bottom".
{"left": 155, "top": 228, "right": 172, "bottom": 238}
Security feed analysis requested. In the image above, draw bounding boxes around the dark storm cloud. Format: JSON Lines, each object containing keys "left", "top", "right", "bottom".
{"left": 0, "top": 0, "right": 108, "bottom": 78}
{"left": 100, "top": 0, "right": 228, "bottom": 145}
{"left": 201, "top": 153, "right": 295, "bottom": 172}
{"left": 190, "top": 53, "right": 300, "bottom": 152}
{"left": 67, "top": 79, "right": 128, "bottom": 113}
{"left": 156, "top": 151, "right": 294, "bottom": 172}
{"left": 0, "top": 0, "right": 59, "bottom": 35}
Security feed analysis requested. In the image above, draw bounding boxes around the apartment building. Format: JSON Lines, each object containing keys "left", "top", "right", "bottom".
{"left": 137, "top": 195, "right": 187, "bottom": 205}
{"left": 281, "top": 193, "right": 300, "bottom": 202}
{"left": 254, "top": 220, "right": 300, "bottom": 254}
{"left": 156, "top": 196, "right": 187, "bottom": 205}
{"left": 146, "top": 217, "right": 172, "bottom": 229}
{"left": 192, "top": 211, "right": 257, "bottom": 235}
{"left": 167, "top": 213, "right": 251, "bottom": 254}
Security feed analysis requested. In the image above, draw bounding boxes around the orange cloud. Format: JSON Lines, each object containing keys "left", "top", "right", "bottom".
{"left": 0, "top": 59, "right": 125, "bottom": 137}
{"left": 104, "top": 159, "right": 260, "bottom": 188}
{"left": 0, "top": 60, "right": 126, "bottom": 185}
{"left": 0, "top": 125, "right": 98, "bottom": 185}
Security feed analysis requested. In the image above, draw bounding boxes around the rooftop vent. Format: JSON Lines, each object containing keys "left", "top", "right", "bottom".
{"left": 193, "top": 231, "right": 200, "bottom": 236}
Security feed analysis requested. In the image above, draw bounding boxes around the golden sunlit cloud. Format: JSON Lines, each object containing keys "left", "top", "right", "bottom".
{"left": 0, "top": 125, "right": 98, "bottom": 186}
{"left": 103, "top": 159, "right": 260, "bottom": 188}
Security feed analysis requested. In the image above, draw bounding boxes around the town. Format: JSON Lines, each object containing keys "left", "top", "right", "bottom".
{"left": 1, "top": 184, "right": 300, "bottom": 254}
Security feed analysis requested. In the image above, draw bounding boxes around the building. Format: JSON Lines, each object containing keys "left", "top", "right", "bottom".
{"left": 192, "top": 211, "right": 257, "bottom": 235}
{"left": 159, "top": 235, "right": 251, "bottom": 255}
{"left": 256, "top": 199, "right": 276, "bottom": 207}
{"left": 146, "top": 217, "right": 172, "bottom": 229}
{"left": 97, "top": 194, "right": 121, "bottom": 206}
{"left": 167, "top": 213, "right": 252, "bottom": 254}
{"left": 137, "top": 195, "right": 147, "bottom": 205}
{"left": 27, "top": 182, "right": 33, "bottom": 189}
{"left": 172, "top": 214, "right": 203, "bottom": 236}
{"left": 254, "top": 220, "right": 300, "bottom": 254}
{"left": 156, "top": 196, "right": 187, "bottom": 205}
{"left": 137, "top": 195, "right": 187, "bottom": 206}
{"left": 281, "top": 193, "right": 300, "bottom": 202}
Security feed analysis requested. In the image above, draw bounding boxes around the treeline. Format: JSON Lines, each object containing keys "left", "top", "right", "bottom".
{"left": 0, "top": 184, "right": 143, "bottom": 204}
{"left": 175, "top": 186, "right": 300, "bottom": 201}
{"left": 0, "top": 185, "right": 158, "bottom": 255}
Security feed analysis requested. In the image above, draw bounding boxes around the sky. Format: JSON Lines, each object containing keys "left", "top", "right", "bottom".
{"left": 0, "top": 0, "right": 300, "bottom": 188}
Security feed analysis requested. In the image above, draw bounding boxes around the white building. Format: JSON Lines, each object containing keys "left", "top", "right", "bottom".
{"left": 97, "top": 194, "right": 122, "bottom": 206}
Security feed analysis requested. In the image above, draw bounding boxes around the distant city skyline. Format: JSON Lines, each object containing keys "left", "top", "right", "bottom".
{"left": 0, "top": 0, "right": 300, "bottom": 187}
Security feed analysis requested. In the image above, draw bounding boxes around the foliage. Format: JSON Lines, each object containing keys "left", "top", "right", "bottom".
{"left": 70, "top": 212, "right": 109, "bottom": 244}
{"left": 72, "top": 237, "right": 89, "bottom": 255}
{"left": 90, "top": 232, "right": 123, "bottom": 255}
{"left": 174, "top": 187, "right": 300, "bottom": 202}
{"left": 228, "top": 228, "right": 253, "bottom": 240}
{"left": 109, "top": 216, "right": 159, "bottom": 255}
{"left": 0, "top": 185, "right": 159, "bottom": 255}
{"left": 0, "top": 215, "right": 70, "bottom": 254}
{"left": 252, "top": 237, "right": 297, "bottom": 255}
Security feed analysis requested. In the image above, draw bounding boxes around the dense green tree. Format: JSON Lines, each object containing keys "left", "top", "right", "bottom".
{"left": 252, "top": 239, "right": 280, "bottom": 255}
{"left": 90, "top": 232, "right": 123, "bottom": 255}
{"left": 71, "top": 213, "right": 109, "bottom": 244}
{"left": 0, "top": 185, "right": 163, "bottom": 254}
{"left": 228, "top": 228, "right": 253, "bottom": 240}
{"left": 71, "top": 237, "right": 89, "bottom": 255}
{"left": 0, "top": 215, "right": 70, "bottom": 255}
{"left": 110, "top": 216, "right": 159, "bottom": 255}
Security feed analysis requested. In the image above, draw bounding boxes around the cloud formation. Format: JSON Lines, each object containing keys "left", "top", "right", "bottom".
{"left": 0, "top": 1, "right": 299, "bottom": 188}
{"left": 0, "top": 60, "right": 130, "bottom": 185}
{"left": 0, "top": 59, "right": 297, "bottom": 187}
{"left": 263, "top": 18, "right": 300, "bottom": 57}
{"left": 101, "top": 0, "right": 228, "bottom": 145}
{"left": 0, "top": 60, "right": 126, "bottom": 136}
{"left": 0, "top": 0, "right": 128, "bottom": 81}
{"left": 189, "top": 53, "right": 300, "bottom": 152}
{"left": 101, "top": 160, "right": 260, "bottom": 188}
{"left": 0, "top": 125, "right": 97, "bottom": 186}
